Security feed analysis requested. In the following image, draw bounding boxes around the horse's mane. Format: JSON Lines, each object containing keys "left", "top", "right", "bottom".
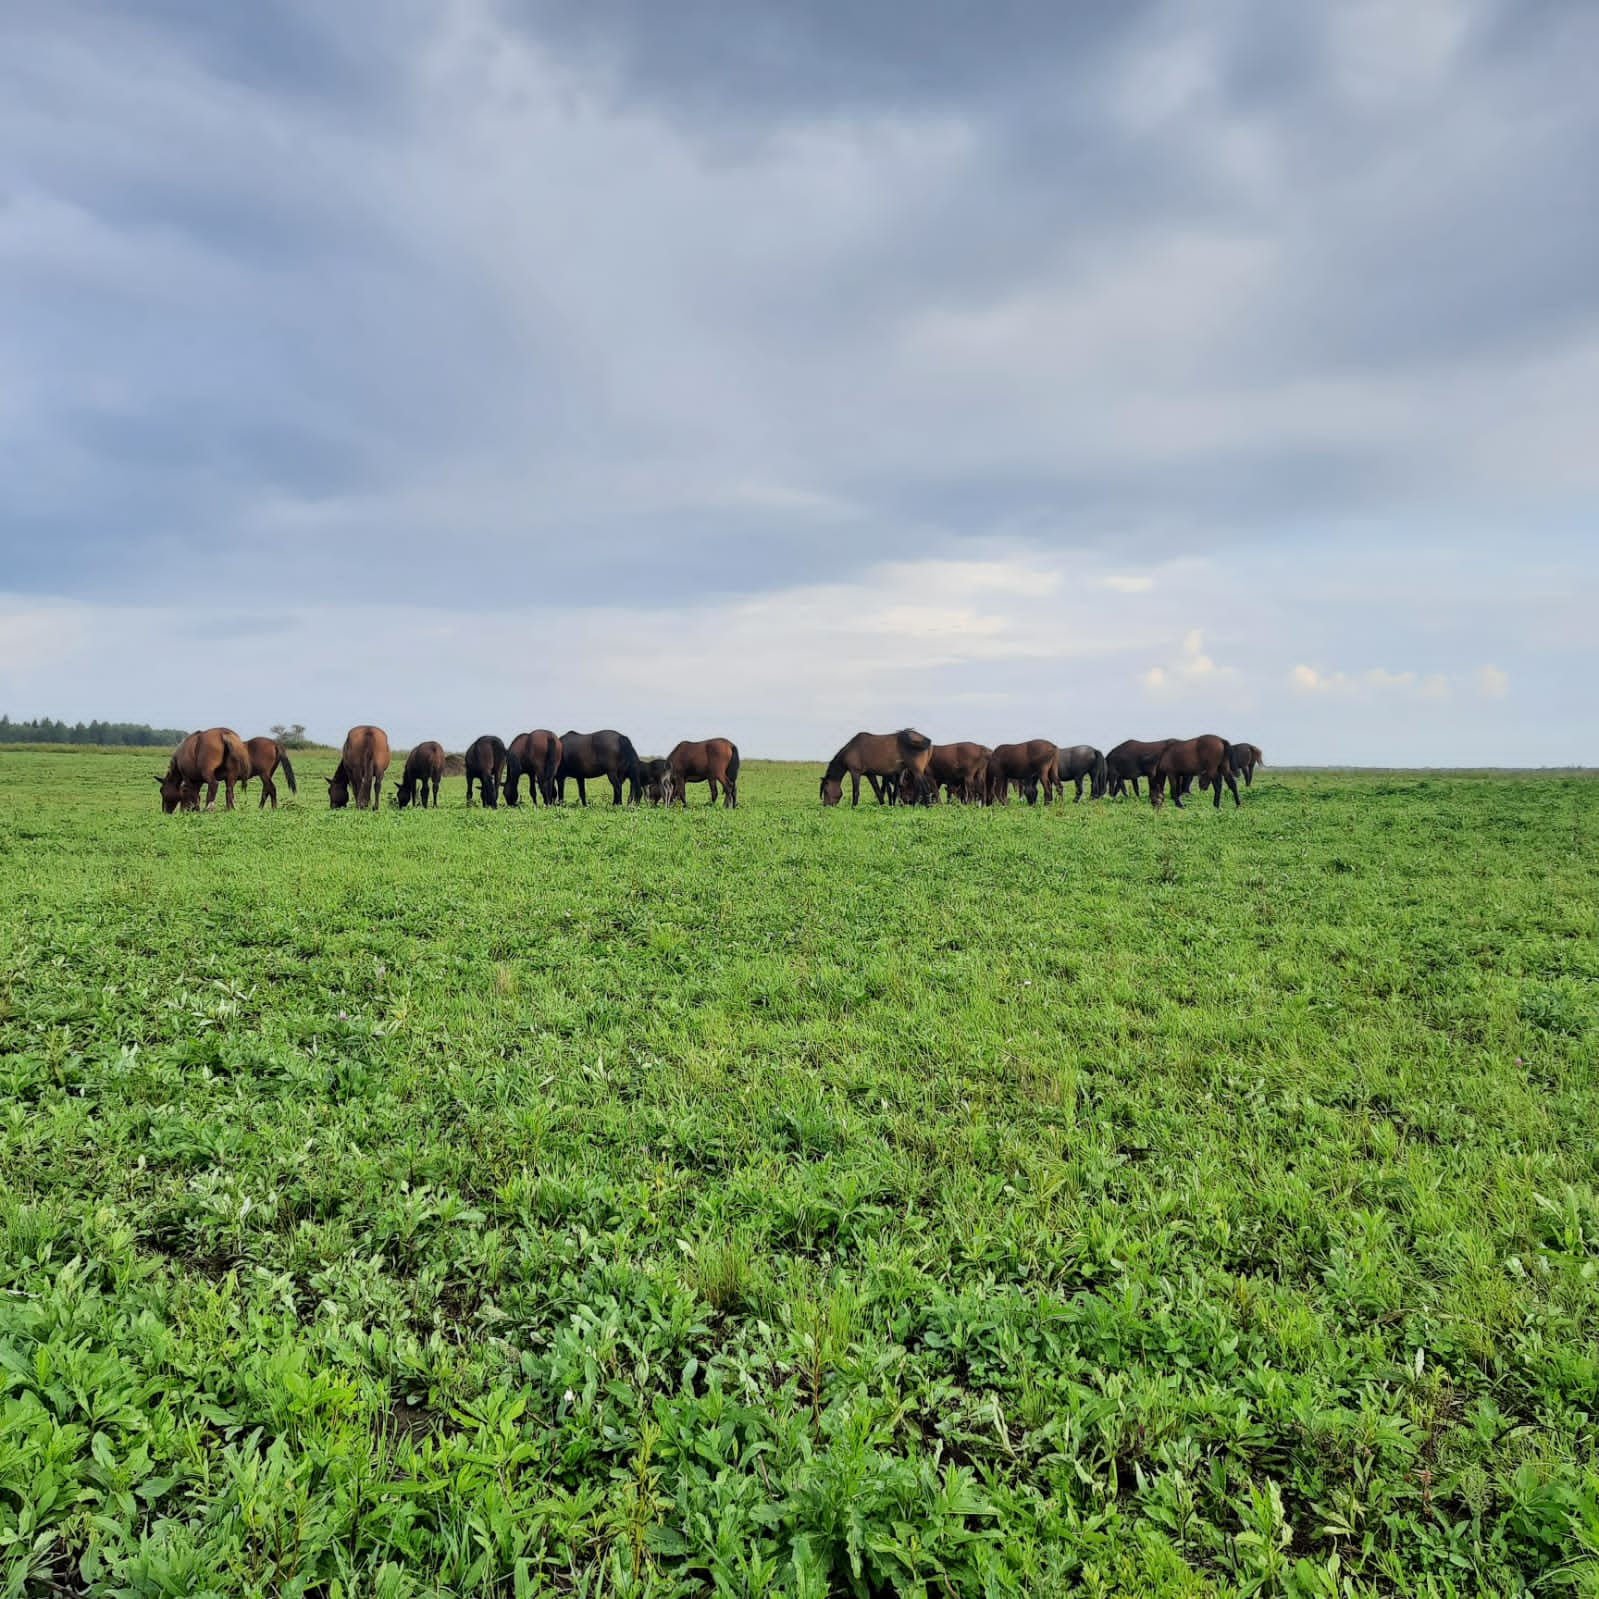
{"left": 822, "top": 750, "right": 850, "bottom": 782}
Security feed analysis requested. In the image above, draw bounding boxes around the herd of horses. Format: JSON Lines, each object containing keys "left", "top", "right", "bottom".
{"left": 157, "top": 724, "right": 1262, "bottom": 814}
{"left": 157, "top": 727, "right": 740, "bottom": 812}
{"left": 819, "top": 730, "right": 1263, "bottom": 809}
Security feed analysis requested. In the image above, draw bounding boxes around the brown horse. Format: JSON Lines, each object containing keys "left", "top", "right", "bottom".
{"left": 242, "top": 737, "right": 297, "bottom": 809}
{"left": 158, "top": 728, "right": 250, "bottom": 813}
{"left": 394, "top": 741, "right": 444, "bottom": 808}
{"left": 464, "top": 735, "right": 508, "bottom": 808}
{"left": 1227, "top": 742, "right": 1264, "bottom": 786}
{"left": 820, "top": 729, "right": 933, "bottom": 807}
{"left": 924, "top": 742, "right": 991, "bottom": 804}
{"left": 506, "top": 730, "right": 561, "bottom": 806}
{"left": 669, "top": 738, "right": 740, "bottom": 808}
{"left": 987, "top": 741, "right": 1059, "bottom": 805}
{"left": 1151, "top": 734, "right": 1239, "bottom": 809}
{"left": 328, "top": 725, "right": 391, "bottom": 810}
{"left": 1105, "top": 738, "right": 1177, "bottom": 798}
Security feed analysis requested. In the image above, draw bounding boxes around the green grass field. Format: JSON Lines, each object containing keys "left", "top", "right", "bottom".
{"left": 2, "top": 749, "right": 1596, "bottom": 1597}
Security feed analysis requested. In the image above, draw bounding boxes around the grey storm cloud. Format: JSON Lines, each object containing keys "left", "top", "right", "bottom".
{"left": 1, "top": 0, "right": 1597, "bottom": 621}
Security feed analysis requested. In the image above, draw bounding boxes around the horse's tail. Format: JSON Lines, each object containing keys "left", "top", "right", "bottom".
{"left": 504, "top": 743, "right": 523, "bottom": 805}
{"left": 542, "top": 737, "right": 559, "bottom": 798}
{"left": 619, "top": 733, "right": 642, "bottom": 800}
{"left": 278, "top": 746, "right": 297, "bottom": 794}
{"left": 1093, "top": 749, "right": 1107, "bottom": 798}
{"left": 726, "top": 743, "right": 741, "bottom": 786}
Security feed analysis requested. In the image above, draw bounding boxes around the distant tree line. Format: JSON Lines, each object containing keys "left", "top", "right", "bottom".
{"left": 0, "top": 715, "right": 191, "bottom": 746}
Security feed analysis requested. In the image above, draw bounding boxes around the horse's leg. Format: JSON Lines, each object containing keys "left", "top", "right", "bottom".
{"left": 576, "top": 777, "right": 587, "bottom": 806}
{"left": 1227, "top": 771, "right": 1240, "bottom": 808}
{"left": 611, "top": 772, "right": 624, "bottom": 805}
{"left": 850, "top": 773, "right": 861, "bottom": 807}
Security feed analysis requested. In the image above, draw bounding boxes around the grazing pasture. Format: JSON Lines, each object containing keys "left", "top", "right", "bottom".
{"left": 1, "top": 749, "right": 1596, "bottom": 1597}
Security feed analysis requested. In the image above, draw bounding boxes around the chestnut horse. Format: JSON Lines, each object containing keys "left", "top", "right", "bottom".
{"left": 243, "top": 737, "right": 297, "bottom": 809}
{"left": 505, "top": 730, "right": 561, "bottom": 806}
{"left": 669, "top": 738, "right": 740, "bottom": 808}
{"left": 1056, "top": 745, "right": 1107, "bottom": 802}
{"left": 158, "top": 728, "right": 250, "bottom": 813}
{"left": 924, "top": 742, "right": 991, "bottom": 804}
{"left": 820, "top": 729, "right": 933, "bottom": 807}
{"left": 558, "top": 730, "right": 642, "bottom": 805}
{"left": 1105, "top": 738, "right": 1176, "bottom": 798}
{"left": 1151, "top": 734, "right": 1239, "bottom": 810}
{"left": 394, "top": 741, "right": 444, "bottom": 808}
{"left": 328, "top": 726, "right": 391, "bottom": 810}
{"left": 987, "top": 741, "right": 1059, "bottom": 805}
{"left": 464, "top": 734, "right": 508, "bottom": 808}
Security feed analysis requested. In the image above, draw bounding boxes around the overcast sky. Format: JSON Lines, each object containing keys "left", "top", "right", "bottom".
{"left": 2, "top": 0, "right": 1595, "bottom": 761}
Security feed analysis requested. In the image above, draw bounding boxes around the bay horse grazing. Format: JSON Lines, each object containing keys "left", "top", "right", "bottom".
{"left": 925, "top": 742, "right": 991, "bottom": 805}
{"left": 158, "top": 728, "right": 250, "bottom": 813}
{"left": 1105, "top": 738, "right": 1176, "bottom": 799}
{"left": 243, "top": 736, "right": 297, "bottom": 809}
{"left": 987, "top": 740, "right": 1059, "bottom": 806}
{"left": 558, "top": 730, "right": 642, "bottom": 805}
{"left": 669, "top": 738, "right": 740, "bottom": 808}
{"left": 1227, "top": 743, "right": 1264, "bottom": 786}
{"left": 394, "top": 741, "right": 444, "bottom": 808}
{"left": 1151, "top": 734, "right": 1239, "bottom": 810}
{"left": 639, "top": 757, "right": 675, "bottom": 805}
{"left": 328, "top": 725, "right": 391, "bottom": 810}
{"left": 505, "top": 730, "right": 561, "bottom": 806}
{"left": 1056, "top": 745, "right": 1107, "bottom": 802}
{"left": 819, "top": 729, "right": 933, "bottom": 807}
{"left": 464, "top": 735, "right": 508, "bottom": 808}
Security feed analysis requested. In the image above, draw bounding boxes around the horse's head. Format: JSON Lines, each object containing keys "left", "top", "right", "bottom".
{"left": 819, "top": 774, "right": 842, "bottom": 806}
{"left": 156, "top": 772, "right": 187, "bottom": 813}
{"left": 392, "top": 781, "right": 411, "bottom": 809}
{"left": 327, "top": 773, "right": 350, "bottom": 809}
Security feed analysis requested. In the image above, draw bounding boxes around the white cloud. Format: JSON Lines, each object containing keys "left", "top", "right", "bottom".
{"left": 1102, "top": 574, "right": 1155, "bottom": 593}
{"left": 1291, "top": 663, "right": 1451, "bottom": 700}
{"left": 1140, "top": 628, "right": 1242, "bottom": 701}
{"left": 1476, "top": 664, "right": 1509, "bottom": 700}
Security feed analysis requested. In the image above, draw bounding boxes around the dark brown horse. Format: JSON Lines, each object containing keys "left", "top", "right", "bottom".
{"left": 328, "top": 725, "right": 391, "bottom": 810}
{"left": 242, "top": 736, "right": 297, "bottom": 809}
{"left": 669, "top": 738, "right": 740, "bottom": 808}
{"left": 987, "top": 741, "right": 1059, "bottom": 805}
{"left": 639, "top": 757, "right": 675, "bottom": 805}
{"left": 1227, "top": 742, "right": 1264, "bottom": 786}
{"left": 464, "top": 735, "right": 508, "bottom": 808}
{"left": 158, "top": 727, "right": 250, "bottom": 813}
{"left": 505, "top": 730, "right": 561, "bottom": 806}
{"left": 819, "top": 729, "right": 933, "bottom": 807}
{"left": 924, "top": 742, "right": 991, "bottom": 804}
{"left": 1152, "top": 734, "right": 1239, "bottom": 809}
{"left": 558, "top": 730, "right": 642, "bottom": 805}
{"left": 1105, "top": 738, "right": 1177, "bottom": 798}
{"left": 394, "top": 741, "right": 444, "bottom": 808}
{"left": 1056, "top": 745, "right": 1107, "bottom": 802}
